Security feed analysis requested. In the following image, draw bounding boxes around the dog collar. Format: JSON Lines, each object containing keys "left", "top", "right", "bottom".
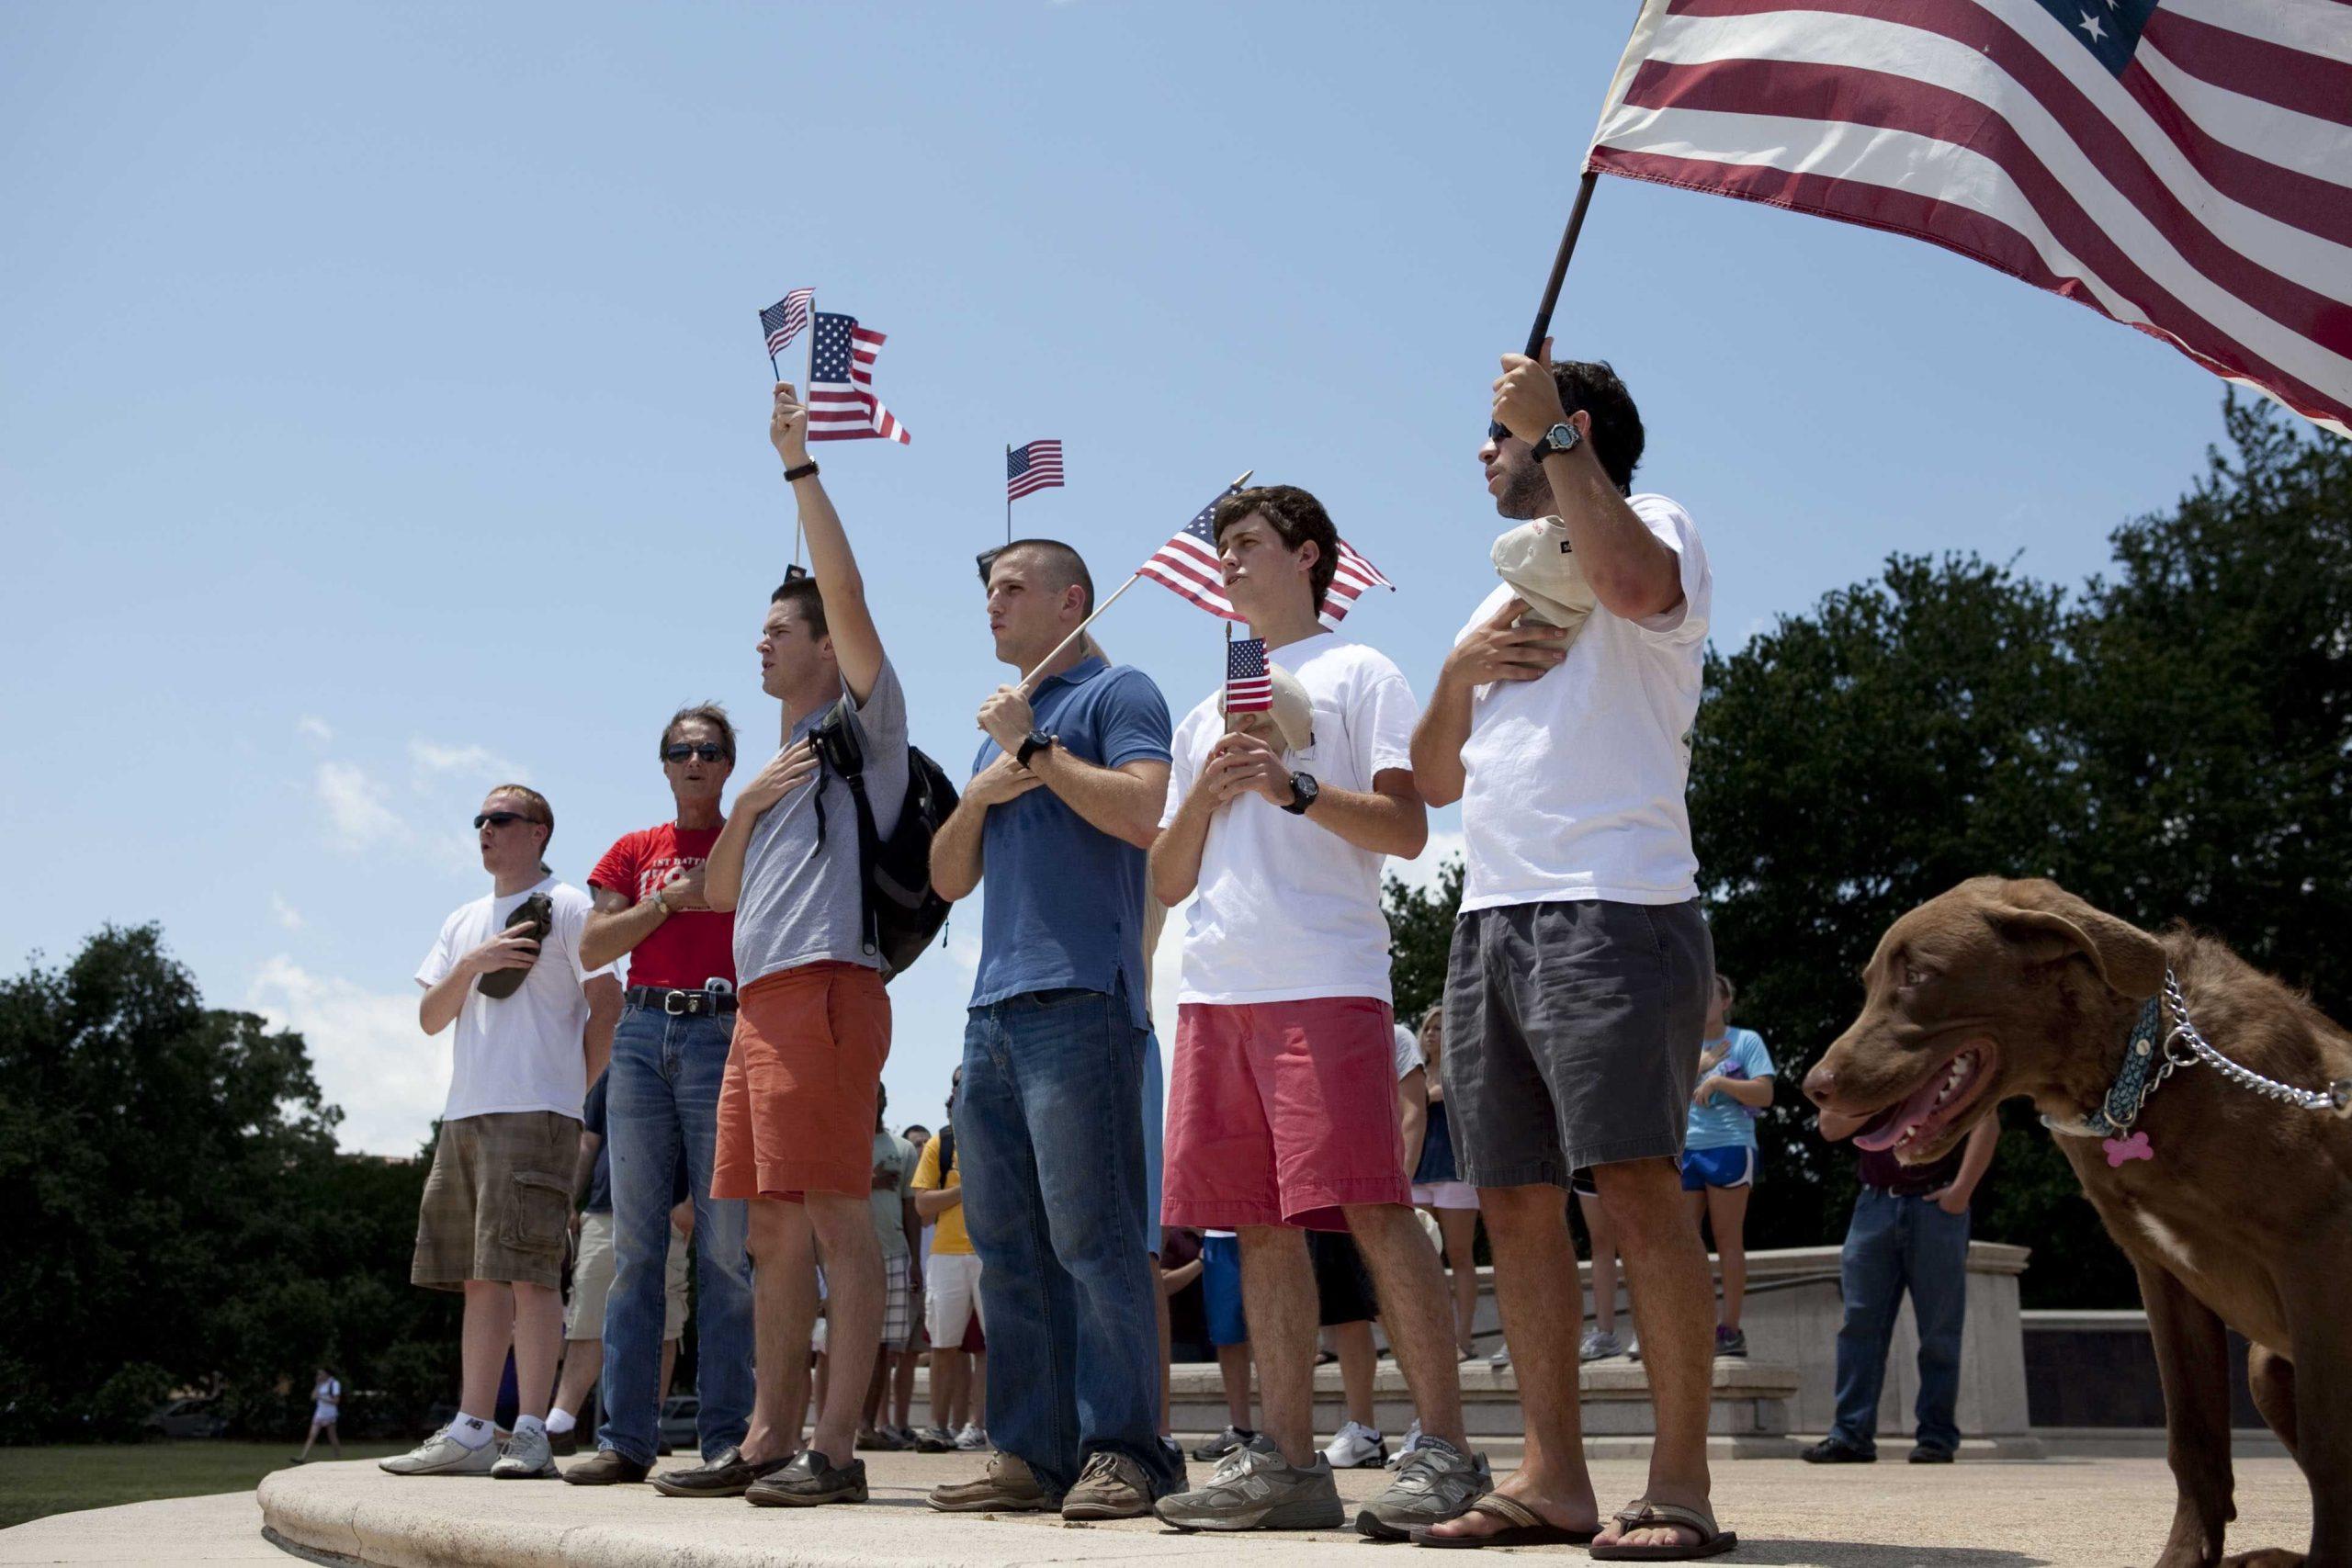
{"left": 2045, "top": 994, "right": 2165, "bottom": 1141}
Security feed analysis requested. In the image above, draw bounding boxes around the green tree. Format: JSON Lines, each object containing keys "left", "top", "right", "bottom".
{"left": 2, "top": 926, "right": 454, "bottom": 1440}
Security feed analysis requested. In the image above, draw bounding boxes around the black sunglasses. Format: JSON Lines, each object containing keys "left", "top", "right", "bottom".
{"left": 663, "top": 743, "right": 728, "bottom": 763}
{"left": 1487, "top": 420, "right": 1510, "bottom": 442}
{"left": 472, "top": 810, "right": 540, "bottom": 830}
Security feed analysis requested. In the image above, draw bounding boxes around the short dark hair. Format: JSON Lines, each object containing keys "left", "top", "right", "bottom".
{"left": 979, "top": 538, "right": 1095, "bottom": 615}
{"left": 901, "top": 1122, "right": 931, "bottom": 1141}
{"left": 770, "top": 572, "right": 828, "bottom": 639}
{"left": 1549, "top": 359, "right": 1645, "bottom": 492}
{"left": 1211, "top": 485, "right": 1340, "bottom": 611}
{"left": 662, "top": 702, "right": 737, "bottom": 763}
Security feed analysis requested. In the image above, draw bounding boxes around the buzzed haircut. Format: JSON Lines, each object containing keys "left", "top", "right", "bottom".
{"left": 986, "top": 538, "right": 1095, "bottom": 616}
{"left": 1212, "top": 484, "right": 1340, "bottom": 611}
{"left": 489, "top": 782, "right": 554, "bottom": 872}
{"left": 771, "top": 573, "right": 828, "bottom": 639}
{"left": 662, "top": 702, "right": 738, "bottom": 762}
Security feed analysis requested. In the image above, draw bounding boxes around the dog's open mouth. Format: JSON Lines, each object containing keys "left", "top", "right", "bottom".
{"left": 1851, "top": 1043, "right": 1999, "bottom": 1156}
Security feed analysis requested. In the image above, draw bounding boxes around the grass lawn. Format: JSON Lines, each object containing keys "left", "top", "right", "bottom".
{"left": 0, "top": 1440, "right": 405, "bottom": 1531}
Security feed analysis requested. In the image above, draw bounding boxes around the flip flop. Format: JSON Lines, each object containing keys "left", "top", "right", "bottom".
{"left": 1589, "top": 1499, "right": 1739, "bottom": 1560}
{"left": 1409, "top": 1492, "right": 1600, "bottom": 1549}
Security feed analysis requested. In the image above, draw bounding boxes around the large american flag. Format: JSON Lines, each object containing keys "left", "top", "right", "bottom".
{"left": 1226, "top": 637, "right": 1274, "bottom": 715}
{"left": 807, "top": 311, "right": 910, "bottom": 445}
{"left": 1588, "top": 0, "right": 2352, "bottom": 436}
{"left": 761, "top": 288, "right": 814, "bottom": 357}
{"left": 1006, "top": 439, "right": 1066, "bottom": 502}
{"left": 1138, "top": 487, "right": 1396, "bottom": 629}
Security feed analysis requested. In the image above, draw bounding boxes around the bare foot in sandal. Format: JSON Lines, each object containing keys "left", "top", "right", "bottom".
{"left": 1589, "top": 1495, "right": 1738, "bottom": 1561}
{"left": 1412, "top": 1473, "right": 1599, "bottom": 1548}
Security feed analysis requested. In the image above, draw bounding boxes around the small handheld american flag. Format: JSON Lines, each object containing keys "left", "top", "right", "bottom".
{"left": 1006, "top": 439, "right": 1065, "bottom": 502}
{"left": 761, "top": 289, "right": 814, "bottom": 359}
{"left": 807, "top": 311, "right": 910, "bottom": 446}
{"left": 1226, "top": 637, "right": 1274, "bottom": 715}
{"left": 1139, "top": 485, "right": 1396, "bottom": 629}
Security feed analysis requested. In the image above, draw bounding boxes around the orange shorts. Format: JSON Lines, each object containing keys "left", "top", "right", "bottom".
{"left": 713, "top": 962, "right": 890, "bottom": 1201}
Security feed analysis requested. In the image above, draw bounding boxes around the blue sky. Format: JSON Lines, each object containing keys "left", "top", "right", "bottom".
{"left": 4, "top": 2, "right": 2233, "bottom": 1153}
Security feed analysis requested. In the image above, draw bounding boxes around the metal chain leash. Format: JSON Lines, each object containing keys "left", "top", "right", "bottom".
{"left": 2161, "top": 971, "right": 2352, "bottom": 1116}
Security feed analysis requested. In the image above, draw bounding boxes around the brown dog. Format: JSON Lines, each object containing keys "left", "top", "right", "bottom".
{"left": 1804, "top": 877, "right": 2351, "bottom": 1568}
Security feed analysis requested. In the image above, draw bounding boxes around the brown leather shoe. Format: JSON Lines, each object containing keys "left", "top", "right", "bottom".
{"left": 561, "top": 1448, "right": 650, "bottom": 1485}
{"left": 1061, "top": 1450, "right": 1153, "bottom": 1521}
{"left": 928, "top": 1450, "right": 1051, "bottom": 1513}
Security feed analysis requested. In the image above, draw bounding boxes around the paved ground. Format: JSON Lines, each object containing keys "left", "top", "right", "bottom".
{"left": 1, "top": 1450, "right": 2316, "bottom": 1566}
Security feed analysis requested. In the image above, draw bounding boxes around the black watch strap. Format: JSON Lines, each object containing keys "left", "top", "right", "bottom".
{"left": 782, "top": 460, "right": 820, "bottom": 482}
{"left": 1016, "top": 731, "right": 1053, "bottom": 768}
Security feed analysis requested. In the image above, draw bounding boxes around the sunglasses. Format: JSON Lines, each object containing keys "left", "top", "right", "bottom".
{"left": 1487, "top": 420, "right": 1510, "bottom": 442}
{"left": 663, "top": 743, "right": 728, "bottom": 763}
{"left": 472, "top": 810, "right": 541, "bottom": 830}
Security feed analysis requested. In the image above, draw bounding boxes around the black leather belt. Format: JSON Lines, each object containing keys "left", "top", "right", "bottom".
{"left": 624, "top": 986, "right": 738, "bottom": 1016}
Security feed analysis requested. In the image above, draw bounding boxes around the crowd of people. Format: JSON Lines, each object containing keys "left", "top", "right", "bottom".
{"left": 372, "top": 348, "right": 1997, "bottom": 1560}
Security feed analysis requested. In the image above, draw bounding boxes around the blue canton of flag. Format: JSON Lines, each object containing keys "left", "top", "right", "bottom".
{"left": 2027, "top": 0, "right": 2157, "bottom": 78}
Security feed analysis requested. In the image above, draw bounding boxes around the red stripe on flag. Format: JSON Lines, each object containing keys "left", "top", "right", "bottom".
{"left": 1620, "top": 53, "right": 2352, "bottom": 359}
{"left": 2140, "top": 7, "right": 2352, "bottom": 125}
{"left": 1590, "top": 144, "right": 2348, "bottom": 432}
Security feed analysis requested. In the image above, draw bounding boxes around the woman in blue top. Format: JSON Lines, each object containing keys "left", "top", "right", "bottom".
{"left": 1682, "top": 973, "right": 1774, "bottom": 1358}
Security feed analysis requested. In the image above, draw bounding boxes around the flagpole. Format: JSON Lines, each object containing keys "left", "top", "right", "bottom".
{"left": 1017, "top": 468, "right": 1252, "bottom": 694}
{"left": 1524, "top": 170, "right": 1600, "bottom": 356}
{"left": 796, "top": 312, "right": 820, "bottom": 570}
{"left": 1005, "top": 444, "right": 1013, "bottom": 544}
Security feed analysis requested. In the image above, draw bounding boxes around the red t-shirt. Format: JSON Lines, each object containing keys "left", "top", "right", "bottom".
{"left": 588, "top": 824, "right": 735, "bottom": 991}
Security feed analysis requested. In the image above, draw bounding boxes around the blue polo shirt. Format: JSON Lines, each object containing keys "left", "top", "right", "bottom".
{"left": 969, "top": 656, "right": 1171, "bottom": 1027}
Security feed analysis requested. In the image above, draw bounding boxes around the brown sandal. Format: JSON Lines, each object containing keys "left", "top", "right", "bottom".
{"left": 1409, "top": 1492, "right": 1600, "bottom": 1549}
{"left": 1589, "top": 1498, "right": 1739, "bottom": 1560}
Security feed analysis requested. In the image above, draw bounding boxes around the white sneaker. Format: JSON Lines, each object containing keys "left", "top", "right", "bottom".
{"left": 1580, "top": 1326, "right": 1629, "bottom": 1361}
{"left": 1486, "top": 1344, "right": 1511, "bottom": 1370}
{"left": 379, "top": 1427, "right": 497, "bottom": 1476}
{"left": 1385, "top": 1418, "right": 1425, "bottom": 1470}
{"left": 490, "top": 1425, "right": 556, "bottom": 1479}
{"left": 954, "top": 1423, "right": 988, "bottom": 1451}
{"left": 1321, "top": 1420, "right": 1387, "bottom": 1470}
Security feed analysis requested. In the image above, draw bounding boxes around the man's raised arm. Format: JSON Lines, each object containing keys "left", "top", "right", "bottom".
{"left": 772, "top": 383, "right": 884, "bottom": 704}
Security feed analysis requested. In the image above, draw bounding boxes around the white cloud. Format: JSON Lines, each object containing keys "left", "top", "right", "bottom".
{"left": 1148, "top": 896, "right": 1188, "bottom": 1033}
{"left": 248, "top": 956, "right": 445, "bottom": 1156}
{"left": 270, "top": 893, "right": 305, "bottom": 931}
{"left": 410, "top": 739, "right": 526, "bottom": 786}
{"left": 296, "top": 716, "right": 334, "bottom": 746}
{"left": 315, "top": 761, "right": 405, "bottom": 852}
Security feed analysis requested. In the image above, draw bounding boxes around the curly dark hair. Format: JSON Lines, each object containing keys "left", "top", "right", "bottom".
{"left": 1549, "top": 359, "right": 1645, "bottom": 493}
{"left": 1211, "top": 484, "right": 1340, "bottom": 611}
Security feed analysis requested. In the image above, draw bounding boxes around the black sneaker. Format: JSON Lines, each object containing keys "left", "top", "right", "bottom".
{"left": 1190, "top": 1425, "right": 1253, "bottom": 1461}
{"left": 1909, "top": 1445, "right": 1956, "bottom": 1464}
{"left": 1802, "top": 1437, "right": 1876, "bottom": 1464}
{"left": 745, "top": 1449, "right": 868, "bottom": 1507}
{"left": 650, "top": 1445, "right": 792, "bottom": 1498}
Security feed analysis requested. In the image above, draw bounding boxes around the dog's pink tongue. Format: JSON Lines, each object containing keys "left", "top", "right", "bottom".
{"left": 1851, "top": 1072, "right": 1951, "bottom": 1153}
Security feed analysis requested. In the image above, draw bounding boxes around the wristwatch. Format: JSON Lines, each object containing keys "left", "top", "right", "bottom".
{"left": 650, "top": 887, "right": 674, "bottom": 917}
{"left": 1016, "top": 730, "right": 1055, "bottom": 768}
{"left": 1531, "top": 421, "right": 1580, "bottom": 461}
{"left": 1282, "top": 771, "right": 1319, "bottom": 816}
{"left": 782, "top": 460, "right": 820, "bottom": 482}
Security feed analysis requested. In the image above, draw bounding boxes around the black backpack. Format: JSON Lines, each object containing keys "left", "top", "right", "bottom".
{"left": 807, "top": 696, "right": 959, "bottom": 980}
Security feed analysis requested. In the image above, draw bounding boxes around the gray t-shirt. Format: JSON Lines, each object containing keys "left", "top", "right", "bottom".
{"left": 733, "top": 658, "right": 910, "bottom": 985}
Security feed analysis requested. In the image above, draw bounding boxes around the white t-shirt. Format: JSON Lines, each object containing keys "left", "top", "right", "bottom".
{"left": 414, "top": 874, "right": 612, "bottom": 1123}
{"left": 1161, "top": 633, "right": 1421, "bottom": 1005}
{"left": 1455, "top": 493, "right": 1711, "bottom": 911}
{"left": 1393, "top": 1022, "right": 1424, "bottom": 1081}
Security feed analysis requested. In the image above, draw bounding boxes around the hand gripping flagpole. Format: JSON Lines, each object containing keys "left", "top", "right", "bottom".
{"left": 1017, "top": 468, "right": 1253, "bottom": 694}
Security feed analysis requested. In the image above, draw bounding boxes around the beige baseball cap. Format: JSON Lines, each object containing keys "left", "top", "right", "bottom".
{"left": 1491, "top": 515, "right": 1597, "bottom": 637}
{"left": 1222, "top": 660, "right": 1315, "bottom": 754}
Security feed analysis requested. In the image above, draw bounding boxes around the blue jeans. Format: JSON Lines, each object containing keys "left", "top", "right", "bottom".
{"left": 596, "top": 1004, "right": 754, "bottom": 1465}
{"left": 960, "top": 987, "right": 1178, "bottom": 1497}
{"left": 1830, "top": 1187, "right": 1970, "bottom": 1455}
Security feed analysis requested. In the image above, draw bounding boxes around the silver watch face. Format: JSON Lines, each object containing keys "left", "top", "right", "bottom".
{"left": 1545, "top": 422, "right": 1579, "bottom": 452}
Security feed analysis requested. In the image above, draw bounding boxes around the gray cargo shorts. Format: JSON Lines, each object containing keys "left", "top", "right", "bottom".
{"left": 1441, "top": 898, "right": 1713, "bottom": 1190}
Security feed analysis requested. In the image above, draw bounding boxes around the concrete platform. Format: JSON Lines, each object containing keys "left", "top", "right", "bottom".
{"left": 237, "top": 1450, "right": 2317, "bottom": 1567}
{"left": 0, "top": 1490, "right": 281, "bottom": 1565}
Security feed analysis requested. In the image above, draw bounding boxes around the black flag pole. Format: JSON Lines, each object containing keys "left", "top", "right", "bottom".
{"left": 1523, "top": 170, "right": 1601, "bottom": 356}
{"left": 1005, "top": 444, "right": 1013, "bottom": 544}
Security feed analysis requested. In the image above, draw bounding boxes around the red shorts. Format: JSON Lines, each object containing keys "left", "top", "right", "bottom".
{"left": 713, "top": 962, "right": 889, "bottom": 1201}
{"left": 1161, "top": 997, "right": 1411, "bottom": 1232}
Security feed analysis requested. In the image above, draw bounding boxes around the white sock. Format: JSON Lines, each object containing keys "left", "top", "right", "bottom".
{"left": 545, "top": 1409, "right": 576, "bottom": 1437}
{"left": 514, "top": 1414, "right": 547, "bottom": 1439}
{"left": 450, "top": 1414, "right": 492, "bottom": 1450}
